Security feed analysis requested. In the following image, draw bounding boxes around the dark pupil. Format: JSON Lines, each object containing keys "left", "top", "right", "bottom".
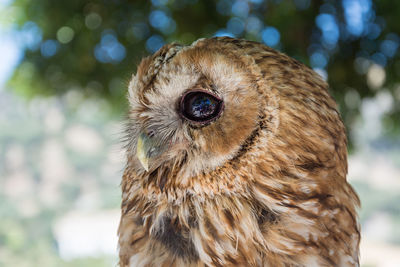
{"left": 182, "top": 92, "right": 222, "bottom": 122}
{"left": 190, "top": 96, "right": 216, "bottom": 118}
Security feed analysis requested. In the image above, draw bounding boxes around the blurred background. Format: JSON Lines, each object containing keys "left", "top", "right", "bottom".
{"left": 0, "top": 0, "right": 399, "bottom": 266}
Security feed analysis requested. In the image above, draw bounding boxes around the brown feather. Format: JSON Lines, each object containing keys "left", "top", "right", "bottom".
{"left": 119, "top": 37, "right": 360, "bottom": 267}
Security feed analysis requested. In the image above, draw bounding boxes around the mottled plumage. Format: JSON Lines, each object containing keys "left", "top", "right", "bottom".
{"left": 118, "top": 37, "right": 360, "bottom": 267}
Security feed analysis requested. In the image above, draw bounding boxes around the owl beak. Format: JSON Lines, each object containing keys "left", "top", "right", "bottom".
{"left": 136, "top": 132, "right": 161, "bottom": 172}
{"left": 136, "top": 133, "right": 150, "bottom": 171}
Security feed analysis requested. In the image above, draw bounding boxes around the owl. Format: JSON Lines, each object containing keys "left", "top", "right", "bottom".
{"left": 118, "top": 37, "right": 360, "bottom": 267}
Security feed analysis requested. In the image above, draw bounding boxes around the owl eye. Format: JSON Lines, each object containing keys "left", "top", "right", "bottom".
{"left": 179, "top": 90, "right": 224, "bottom": 124}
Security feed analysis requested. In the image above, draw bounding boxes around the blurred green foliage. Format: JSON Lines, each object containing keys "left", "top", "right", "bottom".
{"left": 4, "top": 0, "right": 400, "bottom": 140}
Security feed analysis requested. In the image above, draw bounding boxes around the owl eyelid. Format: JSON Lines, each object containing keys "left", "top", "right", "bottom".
{"left": 178, "top": 89, "right": 224, "bottom": 126}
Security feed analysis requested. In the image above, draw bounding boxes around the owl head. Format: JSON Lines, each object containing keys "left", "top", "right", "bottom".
{"left": 126, "top": 37, "right": 347, "bottom": 196}
{"left": 127, "top": 39, "right": 263, "bottom": 180}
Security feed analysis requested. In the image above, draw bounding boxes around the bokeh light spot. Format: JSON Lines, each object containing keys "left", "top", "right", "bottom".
{"left": 227, "top": 17, "right": 245, "bottom": 35}
{"left": 214, "top": 29, "right": 235, "bottom": 38}
{"left": 149, "top": 10, "right": 168, "bottom": 29}
{"left": 367, "top": 63, "right": 386, "bottom": 89}
{"left": 342, "top": 0, "right": 373, "bottom": 36}
{"left": 316, "top": 13, "right": 339, "bottom": 49}
{"left": 246, "top": 16, "right": 262, "bottom": 33}
{"left": 146, "top": 35, "right": 165, "bottom": 53}
{"left": 231, "top": 0, "right": 249, "bottom": 18}
{"left": 261, "top": 26, "right": 280, "bottom": 47}
{"left": 149, "top": 10, "right": 176, "bottom": 34}
{"left": 40, "top": 40, "right": 59, "bottom": 57}
{"left": 310, "top": 51, "right": 328, "bottom": 68}
{"left": 20, "top": 21, "right": 42, "bottom": 51}
{"left": 380, "top": 38, "right": 399, "bottom": 58}
{"left": 371, "top": 52, "right": 387, "bottom": 67}
{"left": 85, "top": 13, "right": 102, "bottom": 30}
{"left": 354, "top": 57, "right": 371, "bottom": 74}
{"left": 344, "top": 89, "right": 361, "bottom": 109}
{"left": 94, "top": 32, "right": 126, "bottom": 63}
{"left": 56, "top": 26, "right": 75, "bottom": 44}
{"left": 366, "top": 23, "right": 381, "bottom": 39}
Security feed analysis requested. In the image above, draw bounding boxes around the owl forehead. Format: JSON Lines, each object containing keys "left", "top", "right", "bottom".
{"left": 144, "top": 48, "right": 247, "bottom": 107}
{"left": 144, "top": 64, "right": 200, "bottom": 107}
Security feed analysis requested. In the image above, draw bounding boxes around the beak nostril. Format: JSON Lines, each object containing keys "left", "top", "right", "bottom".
{"left": 147, "top": 130, "right": 155, "bottom": 138}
